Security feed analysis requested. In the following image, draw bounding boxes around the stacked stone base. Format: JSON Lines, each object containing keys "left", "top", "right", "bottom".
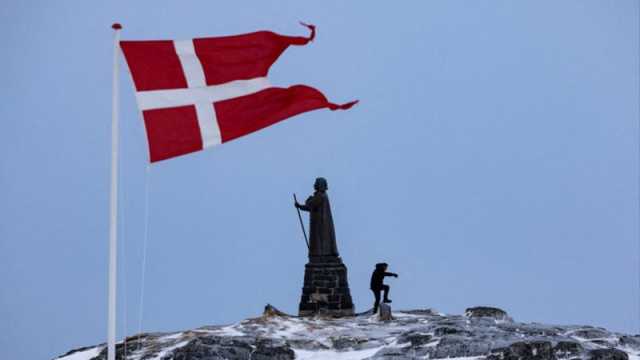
{"left": 298, "top": 256, "right": 355, "bottom": 317}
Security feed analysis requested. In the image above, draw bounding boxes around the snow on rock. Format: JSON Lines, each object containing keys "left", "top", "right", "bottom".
{"left": 294, "top": 346, "right": 385, "bottom": 360}
{"left": 56, "top": 346, "right": 104, "bottom": 360}
{"left": 54, "top": 306, "right": 637, "bottom": 360}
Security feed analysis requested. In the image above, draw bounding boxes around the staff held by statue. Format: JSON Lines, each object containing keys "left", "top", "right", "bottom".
{"left": 293, "top": 193, "right": 309, "bottom": 250}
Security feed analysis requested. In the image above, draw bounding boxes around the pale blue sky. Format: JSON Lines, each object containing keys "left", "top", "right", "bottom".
{"left": 1, "top": 1, "right": 638, "bottom": 359}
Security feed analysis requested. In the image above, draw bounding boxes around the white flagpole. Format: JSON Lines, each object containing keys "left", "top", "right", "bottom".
{"left": 108, "top": 22, "right": 122, "bottom": 360}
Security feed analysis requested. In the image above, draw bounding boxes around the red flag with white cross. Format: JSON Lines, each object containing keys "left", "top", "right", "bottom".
{"left": 119, "top": 24, "right": 357, "bottom": 163}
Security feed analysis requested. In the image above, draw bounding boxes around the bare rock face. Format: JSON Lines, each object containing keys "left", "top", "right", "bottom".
{"left": 620, "top": 335, "right": 640, "bottom": 350}
{"left": 465, "top": 306, "right": 513, "bottom": 322}
{"left": 263, "top": 304, "right": 289, "bottom": 318}
{"left": 397, "top": 331, "right": 433, "bottom": 347}
{"left": 589, "top": 349, "right": 629, "bottom": 360}
{"left": 488, "top": 341, "right": 556, "bottom": 360}
{"left": 55, "top": 305, "right": 638, "bottom": 360}
{"left": 553, "top": 341, "right": 584, "bottom": 357}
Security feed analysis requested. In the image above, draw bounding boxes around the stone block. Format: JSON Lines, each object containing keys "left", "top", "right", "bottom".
{"left": 379, "top": 303, "right": 392, "bottom": 321}
{"left": 301, "top": 287, "right": 314, "bottom": 295}
{"left": 310, "top": 293, "right": 328, "bottom": 303}
{"left": 299, "top": 303, "right": 316, "bottom": 311}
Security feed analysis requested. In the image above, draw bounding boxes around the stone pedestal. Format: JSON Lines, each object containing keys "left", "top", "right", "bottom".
{"left": 298, "top": 256, "right": 354, "bottom": 317}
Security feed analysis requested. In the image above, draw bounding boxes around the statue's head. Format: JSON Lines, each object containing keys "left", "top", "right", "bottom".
{"left": 314, "top": 177, "right": 328, "bottom": 191}
{"left": 376, "top": 262, "right": 388, "bottom": 271}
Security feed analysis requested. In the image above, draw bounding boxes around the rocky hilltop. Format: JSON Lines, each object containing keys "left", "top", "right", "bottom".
{"left": 56, "top": 305, "right": 639, "bottom": 360}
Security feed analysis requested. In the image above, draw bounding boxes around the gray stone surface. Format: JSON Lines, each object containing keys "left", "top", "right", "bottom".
{"left": 488, "top": 341, "right": 556, "bottom": 360}
{"left": 589, "top": 349, "right": 629, "bottom": 360}
{"left": 55, "top": 305, "right": 639, "bottom": 360}
{"left": 554, "top": 341, "right": 584, "bottom": 357}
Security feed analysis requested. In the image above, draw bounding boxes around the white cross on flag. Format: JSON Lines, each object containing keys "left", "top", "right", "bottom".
{"left": 120, "top": 24, "right": 357, "bottom": 163}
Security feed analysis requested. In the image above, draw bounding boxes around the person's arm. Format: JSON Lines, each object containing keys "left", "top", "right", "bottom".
{"left": 384, "top": 272, "right": 399, "bottom": 278}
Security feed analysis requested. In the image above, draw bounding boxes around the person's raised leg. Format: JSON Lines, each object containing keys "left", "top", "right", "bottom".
{"left": 382, "top": 285, "right": 391, "bottom": 303}
{"left": 372, "top": 289, "right": 381, "bottom": 313}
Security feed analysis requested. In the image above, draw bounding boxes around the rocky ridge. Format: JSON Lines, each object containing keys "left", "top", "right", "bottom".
{"left": 56, "top": 305, "right": 639, "bottom": 360}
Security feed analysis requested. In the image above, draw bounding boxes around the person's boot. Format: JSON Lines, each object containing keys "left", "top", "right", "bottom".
{"left": 383, "top": 298, "right": 392, "bottom": 303}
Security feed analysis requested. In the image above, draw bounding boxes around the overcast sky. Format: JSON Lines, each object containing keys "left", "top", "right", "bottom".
{"left": 1, "top": 1, "right": 638, "bottom": 359}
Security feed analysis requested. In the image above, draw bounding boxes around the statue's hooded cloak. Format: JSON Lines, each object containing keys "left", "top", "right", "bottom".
{"left": 300, "top": 178, "right": 339, "bottom": 257}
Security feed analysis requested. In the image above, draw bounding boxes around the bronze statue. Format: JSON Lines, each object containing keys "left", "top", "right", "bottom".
{"left": 294, "top": 177, "right": 339, "bottom": 257}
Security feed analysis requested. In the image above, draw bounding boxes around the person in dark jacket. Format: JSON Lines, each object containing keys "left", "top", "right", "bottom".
{"left": 370, "top": 262, "right": 398, "bottom": 314}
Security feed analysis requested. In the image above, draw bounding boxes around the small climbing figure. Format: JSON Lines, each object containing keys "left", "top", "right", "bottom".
{"left": 370, "top": 262, "right": 398, "bottom": 314}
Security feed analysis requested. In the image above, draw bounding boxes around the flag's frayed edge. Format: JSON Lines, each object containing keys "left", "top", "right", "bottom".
{"left": 328, "top": 100, "right": 359, "bottom": 111}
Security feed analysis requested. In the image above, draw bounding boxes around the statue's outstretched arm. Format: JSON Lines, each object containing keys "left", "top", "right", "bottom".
{"left": 297, "top": 195, "right": 321, "bottom": 212}
{"left": 296, "top": 202, "right": 311, "bottom": 211}
{"left": 296, "top": 195, "right": 316, "bottom": 211}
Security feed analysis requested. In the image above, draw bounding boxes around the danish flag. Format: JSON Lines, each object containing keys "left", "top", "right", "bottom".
{"left": 120, "top": 24, "right": 357, "bottom": 163}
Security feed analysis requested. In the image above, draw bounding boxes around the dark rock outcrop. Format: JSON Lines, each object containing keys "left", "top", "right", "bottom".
{"left": 553, "top": 341, "right": 584, "bottom": 357}
{"left": 252, "top": 339, "right": 295, "bottom": 360}
{"left": 397, "top": 331, "right": 433, "bottom": 347}
{"left": 465, "top": 306, "right": 513, "bottom": 322}
{"left": 621, "top": 335, "right": 640, "bottom": 350}
{"left": 263, "top": 304, "right": 290, "bottom": 318}
{"left": 431, "top": 335, "right": 493, "bottom": 358}
{"left": 589, "top": 349, "right": 629, "bottom": 360}
{"left": 489, "top": 341, "right": 556, "bottom": 360}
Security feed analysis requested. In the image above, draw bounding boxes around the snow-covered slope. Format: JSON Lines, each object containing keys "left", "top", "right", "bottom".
{"left": 56, "top": 305, "right": 639, "bottom": 360}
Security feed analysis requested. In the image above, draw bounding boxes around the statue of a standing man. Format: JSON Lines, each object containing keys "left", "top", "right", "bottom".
{"left": 295, "top": 177, "right": 339, "bottom": 257}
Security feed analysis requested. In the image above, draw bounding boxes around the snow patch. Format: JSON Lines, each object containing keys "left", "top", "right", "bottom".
{"left": 57, "top": 347, "right": 103, "bottom": 360}
{"left": 394, "top": 312, "right": 423, "bottom": 319}
{"left": 622, "top": 347, "right": 640, "bottom": 360}
{"left": 208, "top": 324, "right": 245, "bottom": 336}
{"left": 158, "top": 332, "right": 184, "bottom": 341}
{"left": 294, "top": 346, "right": 385, "bottom": 360}
{"left": 570, "top": 335, "right": 619, "bottom": 348}
{"left": 271, "top": 319, "right": 309, "bottom": 338}
{"left": 147, "top": 340, "right": 190, "bottom": 360}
